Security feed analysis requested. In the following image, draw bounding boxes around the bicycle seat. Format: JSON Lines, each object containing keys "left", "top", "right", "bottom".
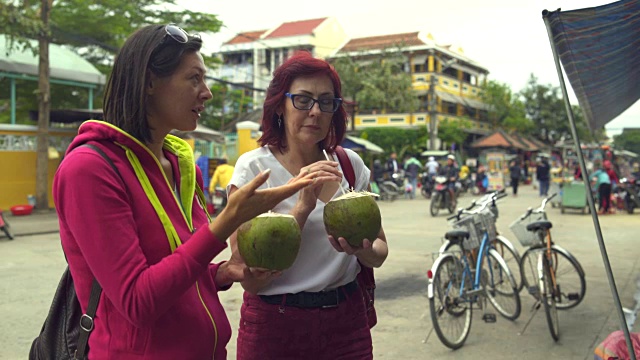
{"left": 526, "top": 220, "right": 552, "bottom": 232}
{"left": 445, "top": 229, "right": 470, "bottom": 240}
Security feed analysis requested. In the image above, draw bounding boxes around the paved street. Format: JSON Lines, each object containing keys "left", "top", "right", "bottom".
{"left": 1, "top": 184, "right": 639, "bottom": 359}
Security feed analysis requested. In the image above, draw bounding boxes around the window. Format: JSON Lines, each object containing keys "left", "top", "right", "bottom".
{"left": 479, "top": 110, "right": 489, "bottom": 121}
{"left": 453, "top": 83, "right": 458, "bottom": 88}
{"left": 417, "top": 95, "right": 428, "bottom": 111}
{"left": 463, "top": 86, "right": 468, "bottom": 91}
{"left": 362, "top": 118, "right": 376, "bottom": 123}
{"left": 443, "top": 67, "right": 457, "bottom": 78}
{"left": 443, "top": 80, "right": 450, "bottom": 86}
{"left": 442, "top": 101, "right": 457, "bottom": 115}
{"left": 413, "top": 64, "right": 426, "bottom": 73}
{"left": 390, "top": 117, "right": 405, "bottom": 122}
{"left": 417, "top": 116, "right": 425, "bottom": 122}
{"left": 465, "top": 107, "right": 477, "bottom": 118}
{"left": 462, "top": 72, "right": 472, "bottom": 83}
{"left": 415, "top": 76, "right": 425, "bottom": 82}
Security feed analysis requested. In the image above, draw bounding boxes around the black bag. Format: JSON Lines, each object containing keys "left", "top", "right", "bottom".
{"left": 29, "top": 143, "right": 117, "bottom": 359}
{"left": 29, "top": 269, "right": 101, "bottom": 360}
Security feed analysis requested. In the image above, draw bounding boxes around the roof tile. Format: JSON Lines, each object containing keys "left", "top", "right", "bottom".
{"left": 338, "top": 32, "right": 425, "bottom": 53}
{"left": 224, "top": 30, "right": 267, "bottom": 45}
{"left": 264, "top": 18, "right": 327, "bottom": 39}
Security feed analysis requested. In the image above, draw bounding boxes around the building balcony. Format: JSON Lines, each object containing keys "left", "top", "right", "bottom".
{"left": 218, "top": 64, "right": 254, "bottom": 84}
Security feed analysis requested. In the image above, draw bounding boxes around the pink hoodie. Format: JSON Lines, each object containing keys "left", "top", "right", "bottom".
{"left": 53, "top": 121, "right": 231, "bottom": 359}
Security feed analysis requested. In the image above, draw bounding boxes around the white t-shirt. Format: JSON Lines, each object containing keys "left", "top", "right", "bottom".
{"left": 426, "top": 160, "right": 439, "bottom": 175}
{"left": 228, "top": 146, "right": 371, "bottom": 295}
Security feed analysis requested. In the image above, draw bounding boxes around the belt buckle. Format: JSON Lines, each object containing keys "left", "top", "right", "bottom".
{"left": 321, "top": 289, "right": 340, "bottom": 309}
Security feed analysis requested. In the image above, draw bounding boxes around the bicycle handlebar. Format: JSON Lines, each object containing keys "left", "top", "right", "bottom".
{"left": 518, "top": 193, "right": 558, "bottom": 220}
{"left": 448, "top": 191, "right": 507, "bottom": 221}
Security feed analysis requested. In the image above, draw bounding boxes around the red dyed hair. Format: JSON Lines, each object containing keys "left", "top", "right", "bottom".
{"left": 258, "top": 51, "right": 347, "bottom": 153}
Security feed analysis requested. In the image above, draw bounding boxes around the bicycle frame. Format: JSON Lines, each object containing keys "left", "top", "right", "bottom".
{"left": 457, "top": 231, "right": 498, "bottom": 298}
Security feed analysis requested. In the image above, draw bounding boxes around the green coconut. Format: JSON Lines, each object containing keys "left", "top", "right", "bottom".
{"left": 323, "top": 191, "right": 381, "bottom": 247}
{"left": 237, "top": 212, "right": 302, "bottom": 271}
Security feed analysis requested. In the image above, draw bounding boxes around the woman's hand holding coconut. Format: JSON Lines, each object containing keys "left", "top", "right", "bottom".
{"left": 211, "top": 169, "right": 316, "bottom": 288}
{"left": 290, "top": 160, "right": 343, "bottom": 226}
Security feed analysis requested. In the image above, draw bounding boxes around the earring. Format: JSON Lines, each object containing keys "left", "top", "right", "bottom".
{"left": 277, "top": 114, "right": 282, "bottom": 128}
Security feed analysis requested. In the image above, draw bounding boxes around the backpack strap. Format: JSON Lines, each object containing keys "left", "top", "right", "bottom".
{"left": 334, "top": 146, "right": 356, "bottom": 190}
{"left": 74, "top": 143, "right": 120, "bottom": 359}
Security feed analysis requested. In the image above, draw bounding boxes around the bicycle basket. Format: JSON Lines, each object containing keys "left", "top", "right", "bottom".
{"left": 478, "top": 209, "right": 497, "bottom": 241}
{"left": 508, "top": 211, "right": 547, "bottom": 247}
{"left": 451, "top": 215, "right": 482, "bottom": 250}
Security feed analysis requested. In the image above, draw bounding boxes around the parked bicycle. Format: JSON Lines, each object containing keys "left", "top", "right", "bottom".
{"left": 427, "top": 192, "right": 521, "bottom": 349}
{"left": 509, "top": 193, "right": 586, "bottom": 341}
{"left": 438, "top": 190, "right": 524, "bottom": 292}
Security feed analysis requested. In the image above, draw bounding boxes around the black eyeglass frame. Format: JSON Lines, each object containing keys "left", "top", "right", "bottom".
{"left": 285, "top": 93, "right": 343, "bottom": 113}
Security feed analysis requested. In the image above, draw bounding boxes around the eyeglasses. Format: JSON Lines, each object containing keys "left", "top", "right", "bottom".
{"left": 285, "top": 93, "right": 343, "bottom": 113}
{"left": 151, "top": 24, "right": 189, "bottom": 55}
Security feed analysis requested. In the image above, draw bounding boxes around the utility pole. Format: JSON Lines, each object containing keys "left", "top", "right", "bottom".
{"left": 428, "top": 74, "right": 438, "bottom": 150}
{"left": 35, "top": 0, "right": 52, "bottom": 210}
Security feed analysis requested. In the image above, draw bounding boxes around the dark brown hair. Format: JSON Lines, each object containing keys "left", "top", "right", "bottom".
{"left": 258, "top": 51, "right": 347, "bottom": 153}
{"left": 103, "top": 25, "right": 203, "bottom": 143}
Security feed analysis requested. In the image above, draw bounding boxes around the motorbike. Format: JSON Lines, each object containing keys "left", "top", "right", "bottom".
{"left": 377, "top": 171, "right": 406, "bottom": 201}
{"left": 420, "top": 172, "right": 435, "bottom": 199}
{"left": 430, "top": 176, "right": 457, "bottom": 216}
{"left": 0, "top": 209, "right": 14, "bottom": 240}
{"left": 619, "top": 178, "right": 640, "bottom": 214}
{"left": 210, "top": 187, "right": 228, "bottom": 217}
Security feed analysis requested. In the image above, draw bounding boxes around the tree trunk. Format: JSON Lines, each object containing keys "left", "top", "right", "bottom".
{"left": 35, "top": 0, "right": 51, "bottom": 210}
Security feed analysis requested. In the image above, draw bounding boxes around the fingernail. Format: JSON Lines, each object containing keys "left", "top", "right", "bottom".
{"left": 262, "top": 169, "right": 271, "bottom": 176}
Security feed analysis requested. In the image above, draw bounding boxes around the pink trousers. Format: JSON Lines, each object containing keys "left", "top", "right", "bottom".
{"left": 236, "top": 289, "right": 373, "bottom": 360}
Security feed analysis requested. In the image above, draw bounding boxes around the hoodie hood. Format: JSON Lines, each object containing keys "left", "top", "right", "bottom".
{"left": 69, "top": 120, "right": 201, "bottom": 240}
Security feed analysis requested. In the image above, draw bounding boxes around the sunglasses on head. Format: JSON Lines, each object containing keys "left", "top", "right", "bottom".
{"left": 151, "top": 24, "right": 189, "bottom": 55}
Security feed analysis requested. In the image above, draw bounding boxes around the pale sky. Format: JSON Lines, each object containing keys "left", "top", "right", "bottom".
{"left": 179, "top": 0, "right": 638, "bottom": 138}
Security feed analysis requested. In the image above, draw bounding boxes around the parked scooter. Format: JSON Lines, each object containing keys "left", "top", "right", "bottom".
{"left": 620, "top": 177, "right": 640, "bottom": 214}
{"left": 430, "top": 176, "right": 457, "bottom": 216}
{"left": 377, "top": 171, "right": 406, "bottom": 201}
{"left": 0, "top": 209, "right": 14, "bottom": 240}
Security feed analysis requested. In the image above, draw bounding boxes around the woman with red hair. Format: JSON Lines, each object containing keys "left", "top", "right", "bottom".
{"left": 227, "top": 51, "right": 388, "bottom": 359}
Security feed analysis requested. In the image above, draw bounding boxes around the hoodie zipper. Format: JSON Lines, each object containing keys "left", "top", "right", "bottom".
{"left": 112, "top": 141, "right": 219, "bottom": 356}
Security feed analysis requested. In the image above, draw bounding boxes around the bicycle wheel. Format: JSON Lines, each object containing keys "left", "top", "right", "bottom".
{"left": 540, "top": 254, "right": 560, "bottom": 341}
{"left": 520, "top": 245, "right": 586, "bottom": 309}
{"left": 481, "top": 248, "right": 521, "bottom": 320}
{"left": 492, "top": 236, "right": 523, "bottom": 292}
{"left": 429, "top": 254, "right": 472, "bottom": 349}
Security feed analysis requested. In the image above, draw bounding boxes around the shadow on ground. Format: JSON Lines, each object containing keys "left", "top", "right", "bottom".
{"left": 375, "top": 273, "right": 428, "bottom": 300}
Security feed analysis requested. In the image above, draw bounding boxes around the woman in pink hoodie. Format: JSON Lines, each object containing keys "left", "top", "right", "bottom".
{"left": 52, "top": 25, "right": 330, "bottom": 359}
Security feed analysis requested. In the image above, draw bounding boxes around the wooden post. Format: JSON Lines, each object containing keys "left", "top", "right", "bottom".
{"left": 35, "top": 0, "right": 52, "bottom": 210}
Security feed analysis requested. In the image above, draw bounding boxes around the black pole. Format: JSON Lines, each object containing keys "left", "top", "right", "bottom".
{"left": 543, "top": 10, "right": 636, "bottom": 359}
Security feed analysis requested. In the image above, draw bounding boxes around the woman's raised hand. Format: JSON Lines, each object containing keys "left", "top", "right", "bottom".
{"left": 292, "top": 160, "right": 342, "bottom": 211}
{"left": 210, "top": 169, "right": 318, "bottom": 240}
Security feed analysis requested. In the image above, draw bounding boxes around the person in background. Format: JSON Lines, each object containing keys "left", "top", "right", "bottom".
{"left": 403, "top": 154, "right": 422, "bottom": 200}
{"left": 425, "top": 156, "right": 439, "bottom": 177}
{"left": 228, "top": 51, "right": 389, "bottom": 360}
{"left": 536, "top": 157, "right": 551, "bottom": 197}
{"left": 591, "top": 164, "right": 612, "bottom": 215}
{"left": 209, "top": 158, "right": 234, "bottom": 208}
{"left": 476, "top": 164, "right": 488, "bottom": 194}
{"left": 386, "top": 151, "right": 400, "bottom": 176}
{"left": 603, "top": 159, "right": 619, "bottom": 190}
{"left": 509, "top": 159, "right": 522, "bottom": 197}
{"left": 52, "top": 24, "right": 314, "bottom": 359}
{"left": 439, "top": 154, "right": 459, "bottom": 205}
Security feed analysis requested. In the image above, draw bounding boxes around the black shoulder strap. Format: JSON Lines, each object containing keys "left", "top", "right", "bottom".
{"left": 74, "top": 143, "right": 121, "bottom": 359}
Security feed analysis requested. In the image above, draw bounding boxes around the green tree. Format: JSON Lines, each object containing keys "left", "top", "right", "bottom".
{"left": 479, "top": 79, "right": 531, "bottom": 133}
{"left": 331, "top": 49, "right": 417, "bottom": 122}
{"left": 200, "top": 83, "right": 252, "bottom": 132}
{"left": 613, "top": 129, "right": 640, "bottom": 155}
{"left": 1, "top": 0, "right": 222, "bottom": 209}
{"left": 437, "top": 118, "right": 471, "bottom": 148}
{"left": 360, "top": 127, "right": 427, "bottom": 159}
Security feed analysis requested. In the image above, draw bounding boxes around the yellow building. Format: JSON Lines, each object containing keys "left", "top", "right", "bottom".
{"left": 330, "top": 31, "right": 491, "bottom": 149}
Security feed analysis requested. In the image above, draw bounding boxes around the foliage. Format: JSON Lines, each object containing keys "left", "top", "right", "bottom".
{"left": 613, "top": 129, "right": 640, "bottom": 155}
{"left": 479, "top": 79, "right": 531, "bottom": 133}
{"left": 331, "top": 49, "right": 418, "bottom": 115}
{"left": 437, "top": 118, "right": 472, "bottom": 147}
{"left": 359, "top": 127, "right": 427, "bottom": 159}
{"left": 200, "top": 83, "right": 252, "bottom": 131}
{"left": 519, "top": 74, "right": 597, "bottom": 143}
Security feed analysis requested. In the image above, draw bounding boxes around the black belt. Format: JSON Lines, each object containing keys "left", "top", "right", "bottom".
{"left": 259, "top": 279, "right": 359, "bottom": 309}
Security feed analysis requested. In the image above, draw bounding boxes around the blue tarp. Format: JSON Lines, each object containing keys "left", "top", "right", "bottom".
{"left": 544, "top": 0, "right": 640, "bottom": 130}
